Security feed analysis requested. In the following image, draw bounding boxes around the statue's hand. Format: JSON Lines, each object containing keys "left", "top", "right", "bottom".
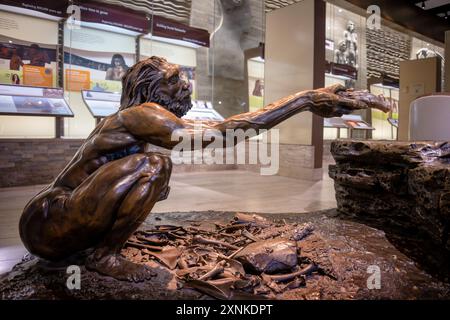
{"left": 308, "top": 84, "right": 391, "bottom": 118}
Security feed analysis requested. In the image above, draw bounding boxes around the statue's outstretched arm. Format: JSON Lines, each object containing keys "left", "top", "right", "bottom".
{"left": 119, "top": 84, "right": 390, "bottom": 150}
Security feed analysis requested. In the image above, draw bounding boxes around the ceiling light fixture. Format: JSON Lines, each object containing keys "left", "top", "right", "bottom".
{"left": 421, "top": 1, "right": 426, "bottom": 9}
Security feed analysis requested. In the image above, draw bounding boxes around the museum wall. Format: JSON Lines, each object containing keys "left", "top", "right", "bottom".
{"left": 366, "top": 25, "right": 411, "bottom": 82}
{"left": 265, "top": 2, "right": 315, "bottom": 145}
{"left": 0, "top": 139, "right": 237, "bottom": 187}
{"left": 0, "top": 139, "right": 83, "bottom": 188}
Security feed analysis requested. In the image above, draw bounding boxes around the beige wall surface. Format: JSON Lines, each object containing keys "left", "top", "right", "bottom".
{"left": 399, "top": 57, "right": 441, "bottom": 141}
{"left": 265, "top": 0, "right": 316, "bottom": 145}
{"left": 445, "top": 31, "right": 450, "bottom": 93}
{"left": 0, "top": 11, "right": 58, "bottom": 45}
{"left": 140, "top": 39, "right": 197, "bottom": 67}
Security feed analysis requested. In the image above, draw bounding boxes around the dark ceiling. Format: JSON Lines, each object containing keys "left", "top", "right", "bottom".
{"left": 345, "top": 0, "right": 450, "bottom": 43}
{"left": 411, "top": 0, "right": 450, "bottom": 18}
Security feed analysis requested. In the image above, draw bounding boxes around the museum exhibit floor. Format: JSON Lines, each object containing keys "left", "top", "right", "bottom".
{"left": 0, "top": 169, "right": 337, "bottom": 276}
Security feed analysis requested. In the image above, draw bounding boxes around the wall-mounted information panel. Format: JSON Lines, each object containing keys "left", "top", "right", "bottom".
{"left": 81, "top": 90, "right": 120, "bottom": 118}
{"left": 0, "top": 84, "right": 73, "bottom": 117}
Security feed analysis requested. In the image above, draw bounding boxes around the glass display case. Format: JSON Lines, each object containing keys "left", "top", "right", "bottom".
{"left": 0, "top": 9, "right": 59, "bottom": 138}
{"left": 0, "top": 0, "right": 267, "bottom": 139}
{"left": 64, "top": 21, "right": 138, "bottom": 137}
{"left": 0, "top": 84, "right": 72, "bottom": 116}
{"left": 369, "top": 82, "right": 399, "bottom": 140}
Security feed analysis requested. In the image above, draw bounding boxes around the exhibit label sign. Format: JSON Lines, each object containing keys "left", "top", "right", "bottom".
{"left": 152, "top": 16, "right": 210, "bottom": 47}
{"left": 77, "top": 2, "right": 148, "bottom": 33}
{"left": 1, "top": 0, "right": 210, "bottom": 47}
{"left": 23, "top": 65, "right": 53, "bottom": 87}
{"left": 0, "top": 0, "right": 149, "bottom": 33}
{"left": 65, "top": 69, "right": 91, "bottom": 91}
{"left": 0, "top": 0, "right": 67, "bottom": 17}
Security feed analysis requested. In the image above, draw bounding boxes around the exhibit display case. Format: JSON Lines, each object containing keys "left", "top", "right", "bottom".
{"left": 369, "top": 82, "right": 399, "bottom": 140}
{"left": 0, "top": 84, "right": 72, "bottom": 116}
{"left": 0, "top": 10, "right": 59, "bottom": 138}
{"left": 323, "top": 1, "right": 444, "bottom": 141}
{"left": 64, "top": 17, "right": 139, "bottom": 137}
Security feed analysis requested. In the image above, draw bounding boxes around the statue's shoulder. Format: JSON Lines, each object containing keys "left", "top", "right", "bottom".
{"left": 119, "top": 102, "right": 165, "bottom": 113}
{"left": 117, "top": 102, "right": 172, "bottom": 127}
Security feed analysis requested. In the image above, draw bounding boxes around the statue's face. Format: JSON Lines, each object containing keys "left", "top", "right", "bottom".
{"left": 154, "top": 61, "right": 192, "bottom": 118}
{"left": 347, "top": 21, "right": 355, "bottom": 32}
{"left": 113, "top": 58, "right": 121, "bottom": 67}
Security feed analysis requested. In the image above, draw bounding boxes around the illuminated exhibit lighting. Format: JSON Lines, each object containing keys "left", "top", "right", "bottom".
{"left": 421, "top": 1, "right": 426, "bottom": 9}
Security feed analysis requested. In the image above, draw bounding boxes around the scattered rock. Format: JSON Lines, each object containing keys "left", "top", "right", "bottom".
{"left": 291, "top": 223, "right": 315, "bottom": 241}
{"left": 234, "top": 239, "right": 298, "bottom": 274}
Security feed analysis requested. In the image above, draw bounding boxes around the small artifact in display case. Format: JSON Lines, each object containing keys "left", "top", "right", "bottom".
{"left": 342, "top": 115, "right": 374, "bottom": 130}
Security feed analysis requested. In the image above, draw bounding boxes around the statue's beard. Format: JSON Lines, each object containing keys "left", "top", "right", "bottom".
{"left": 153, "top": 92, "right": 192, "bottom": 118}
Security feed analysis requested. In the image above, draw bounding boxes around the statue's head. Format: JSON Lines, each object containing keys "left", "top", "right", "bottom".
{"left": 347, "top": 21, "right": 355, "bottom": 32}
{"left": 338, "top": 40, "right": 347, "bottom": 52}
{"left": 119, "top": 56, "right": 192, "bottom": 118}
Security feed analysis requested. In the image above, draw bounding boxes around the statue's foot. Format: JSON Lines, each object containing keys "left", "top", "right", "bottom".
{"left": 157, "top": 186, "right": 170, "bottom": 201}
{"left": 86, "top": 253, "right": 156, "bottom": 282}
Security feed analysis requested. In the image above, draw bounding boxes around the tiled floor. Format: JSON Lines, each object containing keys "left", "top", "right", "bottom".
{"left": 0, "top": 169, "right": 336, "bottom": 275}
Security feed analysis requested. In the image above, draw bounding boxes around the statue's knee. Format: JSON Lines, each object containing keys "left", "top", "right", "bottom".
{"left": 146, "top": 154, "right": 172, "bottom": 177}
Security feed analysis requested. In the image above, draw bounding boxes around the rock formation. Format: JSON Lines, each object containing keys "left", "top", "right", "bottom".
{"left": 329, "top": 140, "right": 450, "bottom": 281}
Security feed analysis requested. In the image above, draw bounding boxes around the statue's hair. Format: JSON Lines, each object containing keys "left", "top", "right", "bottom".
{"left": 119, "top": 56, "right": 167, "bottom": 110}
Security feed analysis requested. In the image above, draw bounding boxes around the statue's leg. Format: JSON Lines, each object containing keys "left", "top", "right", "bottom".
{"left": 81, "top": 152, "right": 172, "bottom": 281}
{"left": 20, "top": 152, "right": 171, "bottom": 280}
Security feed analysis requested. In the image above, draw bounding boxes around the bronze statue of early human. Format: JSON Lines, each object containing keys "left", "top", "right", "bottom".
{"left": 19, "top": 56, "right": 390, "bottom": 282}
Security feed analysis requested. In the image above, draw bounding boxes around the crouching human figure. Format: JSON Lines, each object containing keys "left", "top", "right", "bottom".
{"left": 19, "top": 56, "right": 390, "bottom": 282}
